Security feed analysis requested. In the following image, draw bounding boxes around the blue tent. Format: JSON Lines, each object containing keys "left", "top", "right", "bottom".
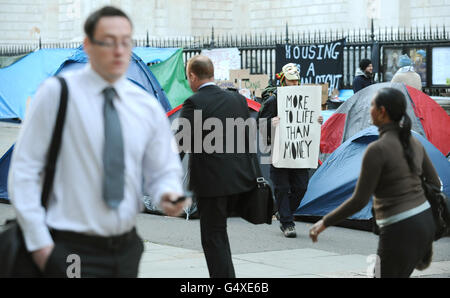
{"left": 58, "top": 47, "right": 171, "bottom": 112}
{"left": 295, "top": 126, "right": 450, "bottom": 224}
{"left": 0, "top": 47, "right": 173, "bottom": 120}
{"left": 0, "top": 47, "right": 178, "bottom": 200}
{"left": 0, "top": 49, "right": 77, "bottom": 120}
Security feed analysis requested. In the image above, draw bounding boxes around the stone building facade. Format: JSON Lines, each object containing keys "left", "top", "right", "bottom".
{"left": 0, "top": 0, "right": 449, "bottom": 43}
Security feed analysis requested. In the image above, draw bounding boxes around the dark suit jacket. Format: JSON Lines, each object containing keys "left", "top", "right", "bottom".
{"left": 179, "top": 85, "right": 256, "bottom": 198}
{"left": 257, "top": 93, "right": 277, "bottom": 146}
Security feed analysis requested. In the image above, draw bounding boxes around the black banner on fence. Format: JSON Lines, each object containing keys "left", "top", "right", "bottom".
{"left": 276, "top": 39, "right": 345, "bottom": 95}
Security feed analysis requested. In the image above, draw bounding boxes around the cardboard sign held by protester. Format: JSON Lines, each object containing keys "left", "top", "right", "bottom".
{"left": 272, "top": 85, "right": 322, "bottom": 169}
{"left": 229, "top": 69, "right": 269, "bottom": 98}
{"left": 229, "top": 69, "right": 251, "bottom": 83}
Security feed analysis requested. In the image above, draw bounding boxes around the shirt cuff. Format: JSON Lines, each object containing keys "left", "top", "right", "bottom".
{"left": 153, "top": 182, "right": 184, "bottom": 209}
{"left": 22, "top": 223, "right": 54, "bottom": 252}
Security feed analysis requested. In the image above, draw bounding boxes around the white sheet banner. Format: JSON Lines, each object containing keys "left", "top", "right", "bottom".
{"left": 272, "top": 85, "right": 322, "bottom": 169}
{"left": 200, "top": 48, "right": 240, "bottom": 80}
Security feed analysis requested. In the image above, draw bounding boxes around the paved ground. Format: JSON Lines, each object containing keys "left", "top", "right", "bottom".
{"left": 138, "top": 242, "right": 450, "bottom": 278}
{"left": 1, "top": 203, "right": 449, "bottom": 278}
{"left": 134, "top": 212, "right": 450, "bottom": 278}
{"left": 1, "top": 121, "right": 449, "bottom": 278}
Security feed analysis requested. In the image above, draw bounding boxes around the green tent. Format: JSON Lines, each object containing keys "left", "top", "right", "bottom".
{"left": 149, "top": 48, "right": 193, "bottom": 108}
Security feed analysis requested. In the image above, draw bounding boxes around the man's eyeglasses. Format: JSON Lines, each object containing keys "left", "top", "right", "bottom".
{"left": 90, "top": 38, "right": 133, "bottom": 49}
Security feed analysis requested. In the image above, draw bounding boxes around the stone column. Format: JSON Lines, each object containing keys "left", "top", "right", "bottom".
{"left": 232, "top": 0, "right": 250, "bottom": 35}
{"left": 41, "top": 0, "right": 60, "bottom": 42}
{"left": 167, "top": 0, "right": 192, "bottom": 36}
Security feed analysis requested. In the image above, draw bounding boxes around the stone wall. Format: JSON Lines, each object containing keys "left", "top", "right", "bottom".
{"left": 247, "top": 0, "right": 359, "bottom": 33}
{"left": 0, "top": 0, "right": 45, "bottom": 43}
{"left": 409, "top": 0, "right": 450, "bottom": 27}
{"left": 0, "top": 0, "right": 448, "bottom": 43}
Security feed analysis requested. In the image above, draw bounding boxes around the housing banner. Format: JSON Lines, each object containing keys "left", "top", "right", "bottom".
{"left": 272, "top": 85, "right": 322, "bottom": 169}
{"left": 275, "top": 39, "right": 345, "bottom": 95}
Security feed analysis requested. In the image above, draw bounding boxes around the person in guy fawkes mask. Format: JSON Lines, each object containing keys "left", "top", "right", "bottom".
{"left": 258, "top": 63, "right": 323, "bottom": 238}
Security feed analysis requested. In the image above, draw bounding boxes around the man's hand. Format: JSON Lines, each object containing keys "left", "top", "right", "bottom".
{"left": 160, "top": 192, "right": 192, "bottom": 217}
{"left": 32, "top": 244, "right": 54, "bottom": 271}
{"left": 271, "top": 116, "right": 280, "bottom": 127}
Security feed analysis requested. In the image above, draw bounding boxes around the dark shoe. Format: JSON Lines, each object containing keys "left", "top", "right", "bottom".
{"left": 281, "top": 225, "right": 296, "bottom": 238}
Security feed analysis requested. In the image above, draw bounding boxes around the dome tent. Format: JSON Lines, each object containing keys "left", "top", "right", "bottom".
{"left": 320, "top": 82, "right": 450, "bottom": 163}
{"left": 0, "top": 47, "right": 177, "bottom": 200}
{"left": 0, "top": 47, "right": 171, "bottom": 121}
{"left": 295, "top": 125, "right": 450, "bottom": 230}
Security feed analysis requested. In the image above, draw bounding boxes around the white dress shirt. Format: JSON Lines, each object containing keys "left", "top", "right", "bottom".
{"left": 8, "top": 65, "right": 183, "bottom": 251}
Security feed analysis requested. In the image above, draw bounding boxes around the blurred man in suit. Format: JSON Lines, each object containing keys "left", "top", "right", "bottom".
{"left": 9, "top": 6, "right": 186, "bottom": 278}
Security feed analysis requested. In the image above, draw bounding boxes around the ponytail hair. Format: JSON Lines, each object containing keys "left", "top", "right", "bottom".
{"left": 399, "top": 113, "right": 416, "bottom": 174}
{"left": 374, "top": 88, "right": 417, "bottom": 174}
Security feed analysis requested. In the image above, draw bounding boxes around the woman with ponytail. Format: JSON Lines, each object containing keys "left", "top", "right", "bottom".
{"left": 309, "top": 87, "right": 441, "bottom": 277}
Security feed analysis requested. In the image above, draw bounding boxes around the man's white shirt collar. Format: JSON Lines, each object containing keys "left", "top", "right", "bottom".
{"left": 83, "top": 64, "right": 128, "bottom": 100}
{"left": 198, "top": 82, "right": 216, "bottom": 90}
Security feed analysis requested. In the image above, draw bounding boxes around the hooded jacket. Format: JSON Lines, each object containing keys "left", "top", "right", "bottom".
{"left": 353, "top": 69, "right": 373, "bottom": 94}
{"left": 391, "top": 66, "right": 422, "bottom": 91}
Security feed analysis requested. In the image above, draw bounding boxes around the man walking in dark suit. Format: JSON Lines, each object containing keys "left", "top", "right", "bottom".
{"left": 178, "top": 55, "right": 255, "bottom": 278}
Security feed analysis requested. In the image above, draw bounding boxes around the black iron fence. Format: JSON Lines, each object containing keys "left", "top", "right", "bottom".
{"left": 1, "top": 25, "right": 449, "bottom": 95}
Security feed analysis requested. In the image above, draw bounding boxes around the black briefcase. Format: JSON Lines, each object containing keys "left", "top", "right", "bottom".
{"left": 238, "top": 177, "right": 273, "bottom": 225}
{"left": 236, "top": 147, "right": 273, "bottom": 225}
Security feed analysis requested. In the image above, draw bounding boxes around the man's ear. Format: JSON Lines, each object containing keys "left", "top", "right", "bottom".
{"left": 83, "top": 37, "right": 91, "bottom": 54}
{"left": 189, "top": 72, "right": 197, "bottom": 82}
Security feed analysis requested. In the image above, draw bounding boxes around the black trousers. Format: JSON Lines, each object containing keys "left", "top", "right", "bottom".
{"left": 12, "top": 228, "right": 144, "bottom": 278}
{"left": 270, "top": 166, "right": 309, "bottom": 228}
{"left": 376, "top": 208, "right": 435, "bottom": 278}
{"left": 197, "top": 195, "right": 240, "bottom": 278}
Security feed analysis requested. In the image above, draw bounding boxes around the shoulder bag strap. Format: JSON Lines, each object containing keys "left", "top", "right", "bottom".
{"left": 40, "top": 76, "right": 69, "bottom": 209}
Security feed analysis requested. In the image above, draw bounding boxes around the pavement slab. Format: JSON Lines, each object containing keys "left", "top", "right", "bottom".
{"left": 1, "top": 202, "right": 449, "bottom": 278}
{"left": 138, "top": 242, "right": 450, "bottom": 278}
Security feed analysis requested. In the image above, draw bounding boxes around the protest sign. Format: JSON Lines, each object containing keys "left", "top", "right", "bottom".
{"left": 272, "top": 85, "right": 322, "bottom": 169}
{"left": 303, "top": 83, "right": 329, "bottom": 105}
{"left": 276, "top": 39, "right": 345, "bottom": 95}
{"left": 229, "top": 70, "right": 269, "bottom": 98}
{"left": 216, "top": 69, "right": 270, "bottom": 98}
